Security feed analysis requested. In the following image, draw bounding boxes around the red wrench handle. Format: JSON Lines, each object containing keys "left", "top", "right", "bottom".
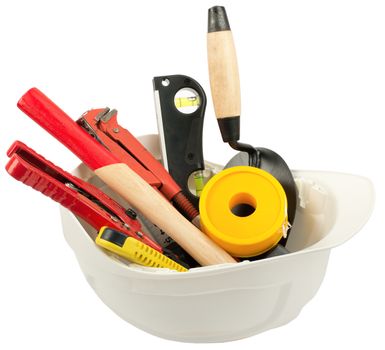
{"left": 17, "top": 88, "right": 236, "bottom": 265}
{"left": 18, "top": 88, "right": 119, "bottom": 170}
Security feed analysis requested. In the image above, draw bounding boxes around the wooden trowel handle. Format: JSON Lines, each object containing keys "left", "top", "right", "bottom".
{"left": 18, "top": 88, "right": 236, "bottom": 266}
{"left": 207, "top": 6, "right": 241, "bottom": 143}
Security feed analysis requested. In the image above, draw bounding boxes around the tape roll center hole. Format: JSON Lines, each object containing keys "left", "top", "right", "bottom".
{"left": 230, "top": 193, "right": 257, "bottom": 217}
{"left": 174, "top": 88, "right": 200, "bottom": 114}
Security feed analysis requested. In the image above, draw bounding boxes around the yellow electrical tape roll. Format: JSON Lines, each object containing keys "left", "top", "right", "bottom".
{"left": 199, "top": 166, "right": 288, "bottom": 257}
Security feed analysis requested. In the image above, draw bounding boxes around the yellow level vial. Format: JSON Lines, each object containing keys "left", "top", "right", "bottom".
{"left": 174, "top": 96, "right": 200, "bottom": 108}
{"left": 193, "top": 170, "right": 205, "bottom": 196}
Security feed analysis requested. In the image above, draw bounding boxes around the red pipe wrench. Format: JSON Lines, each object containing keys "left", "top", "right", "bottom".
{"left": 77, "top": 108, "right": 198, "bottom": 221}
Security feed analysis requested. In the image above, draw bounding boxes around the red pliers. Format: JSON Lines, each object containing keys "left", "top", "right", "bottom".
{"left": 5, "top": 141, "right": 189, "bottom": 267}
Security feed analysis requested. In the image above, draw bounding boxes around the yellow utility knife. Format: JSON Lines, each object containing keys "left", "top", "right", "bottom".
{"left": 96, "top": 227, "right": 188, "bottom": 272}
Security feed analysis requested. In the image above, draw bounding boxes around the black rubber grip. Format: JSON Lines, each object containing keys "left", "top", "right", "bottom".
{"left": 208, "top": 6, "right": 230, "bottom": 32}
{"left": 100, "top": 228, "right": 127, "bottom": 247}
{"left": 217, "top": 116, "right": 240, "bottom": 142}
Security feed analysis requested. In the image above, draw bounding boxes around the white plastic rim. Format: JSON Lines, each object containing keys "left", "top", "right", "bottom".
{"left": 60, "top": 134, "right": 375, "bottom": 343}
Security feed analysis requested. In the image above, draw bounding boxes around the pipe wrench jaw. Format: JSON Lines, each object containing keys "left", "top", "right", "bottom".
{"left": 77, "top": 107, "right": 199, "bottom": 221}
{"left": 77, "top": 108, "right": 163, "bottom": 190}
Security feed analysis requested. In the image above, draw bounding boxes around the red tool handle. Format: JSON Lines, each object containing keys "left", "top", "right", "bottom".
{"left": 17, "top": 88, "right": 119, "bottom": 171}
{"left": 18, "top": 88, "right": 236, "bottom": 266}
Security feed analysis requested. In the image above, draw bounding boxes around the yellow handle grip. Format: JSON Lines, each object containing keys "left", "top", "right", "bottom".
{"left": 96, "top": 227, "right": 188, "bottom": 272}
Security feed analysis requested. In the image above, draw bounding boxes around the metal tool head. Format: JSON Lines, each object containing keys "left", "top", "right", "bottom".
{"left": 78, "top": 106, "right": 199, "bottom": 221}
{"left": 153, "top": 75, "right": 206, "bottom": 209}
{"left": 77, "top": 108, "right": 184, "bottom": 198}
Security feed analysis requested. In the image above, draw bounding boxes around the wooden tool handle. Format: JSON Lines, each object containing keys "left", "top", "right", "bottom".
{"left": 18, "top": 88, "right": 236, "bottom": 266}
{"left": 95, "top": 163, "right": 236, "bottom": 266}
{"left": 207, "top": 6, "right": 241, "bottom": 142}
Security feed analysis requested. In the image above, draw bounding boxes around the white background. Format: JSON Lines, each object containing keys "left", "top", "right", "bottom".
{"left": 0, "top": 0, "right": 384, "bottom": 349}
